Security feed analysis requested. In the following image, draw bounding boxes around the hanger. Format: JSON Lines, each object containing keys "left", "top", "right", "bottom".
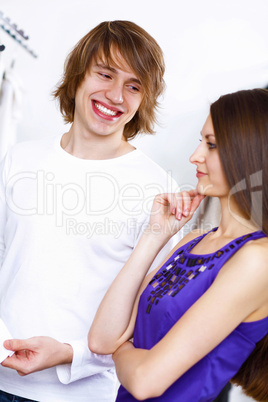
{"left": 0, "top": 11, "right": 29, "bottom": 40}
{"left": 0, "top": 11, "right": 37, "bottom": 58}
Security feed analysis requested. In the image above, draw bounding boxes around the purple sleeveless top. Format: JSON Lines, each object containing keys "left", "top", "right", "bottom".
{"left": 116, "top": 229, "right": 268, "bottom": 402}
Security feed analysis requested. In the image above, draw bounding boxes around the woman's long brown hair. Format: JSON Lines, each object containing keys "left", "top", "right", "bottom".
{"left": 210, "top": 89, "right": 268, "bottom": 401}
{"left": 211, "top": 89, "right": 268, "bottom": 235}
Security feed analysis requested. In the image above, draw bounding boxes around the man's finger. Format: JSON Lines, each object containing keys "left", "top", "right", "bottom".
{"left": 3, "top": 339, "right": 31, "bottom": 352}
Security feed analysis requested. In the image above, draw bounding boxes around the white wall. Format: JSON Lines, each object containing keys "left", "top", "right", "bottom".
{"left": 1, "top": 0, "right": 267, "bottom": 189}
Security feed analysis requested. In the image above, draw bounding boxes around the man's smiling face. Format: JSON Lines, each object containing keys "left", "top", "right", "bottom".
{"left": 73, "top": 51, "right": 143, "bottom": 140}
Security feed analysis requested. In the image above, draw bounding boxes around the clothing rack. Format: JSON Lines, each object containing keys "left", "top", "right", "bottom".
{"left": 0, "top": 11, "right": 37, "bottom": 58}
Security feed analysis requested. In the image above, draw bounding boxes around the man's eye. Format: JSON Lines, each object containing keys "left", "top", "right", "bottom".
{"left": 128, "top": 85, "right": 140, "bottom": 92}
{"left": 99, "top": 73, "right": 111, "bottom": 79}
{"left": 131, "top": 86, "right": 138, "bottom": 91}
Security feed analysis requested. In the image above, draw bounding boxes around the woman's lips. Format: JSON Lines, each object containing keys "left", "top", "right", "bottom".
{"left": 196, "top": 170, "right": 207, "bottom": 178}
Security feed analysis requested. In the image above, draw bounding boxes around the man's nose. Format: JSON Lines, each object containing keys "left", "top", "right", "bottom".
{"left": 106, "top": 83, "right": 124, "bottom": 104}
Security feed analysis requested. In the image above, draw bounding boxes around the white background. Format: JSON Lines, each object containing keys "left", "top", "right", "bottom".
{"left": 0, "top": 1, "right": 267, "bottom": 400}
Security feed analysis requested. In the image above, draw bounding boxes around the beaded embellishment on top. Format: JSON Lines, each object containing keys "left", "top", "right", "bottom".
{"left": 145, "top": 232, "right": 254, "bottom": 314}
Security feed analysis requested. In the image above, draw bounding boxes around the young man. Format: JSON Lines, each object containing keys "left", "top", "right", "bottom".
{"left": 0, "top": 21, "right": 179, "bottom": 402}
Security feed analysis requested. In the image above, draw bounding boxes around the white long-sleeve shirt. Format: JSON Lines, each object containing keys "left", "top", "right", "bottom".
{"left": 0, "top": 134, "right": 180, "bottom": 402}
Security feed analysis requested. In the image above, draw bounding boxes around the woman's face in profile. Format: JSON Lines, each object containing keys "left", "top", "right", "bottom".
{"left": 189, "top": 114, "right": 229, "bottom": 198}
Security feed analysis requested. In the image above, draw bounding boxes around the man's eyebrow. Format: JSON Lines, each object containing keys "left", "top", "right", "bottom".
{"left": 95, "top": 63, "right": 117, "bottom": 73}
{"left": 95, "top": 63, "right": 142, "bottom": 85}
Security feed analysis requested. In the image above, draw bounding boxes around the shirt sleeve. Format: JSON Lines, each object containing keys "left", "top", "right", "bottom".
{"left": 56, "top": 336, "right": 114, "bottom": 384}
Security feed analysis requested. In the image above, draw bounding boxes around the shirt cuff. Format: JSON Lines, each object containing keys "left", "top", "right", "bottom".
{"left": 56, "top": 337, "right": 114, "bottom": 384}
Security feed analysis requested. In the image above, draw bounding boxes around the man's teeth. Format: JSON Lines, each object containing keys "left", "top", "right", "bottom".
{"left": 94, "top": 102, "right": 118, "bottom": 116}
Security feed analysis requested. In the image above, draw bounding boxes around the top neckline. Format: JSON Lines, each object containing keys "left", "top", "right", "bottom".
{"left": 184, "top": 228, "right": 266, "bottom": 257}
{"left": 55, "top": 134, "right": 140, "bottom": 165}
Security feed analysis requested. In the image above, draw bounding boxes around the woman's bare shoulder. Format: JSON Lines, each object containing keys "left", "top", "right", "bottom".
{"left": 222, "top": 235, "right": 268, "bottom": 280}
{"left": 218, "top": 235, "right": 268, "bottom": 319}
{"left": 238, "top": 235, "right": 268, "bottom": 265}
{"left": 238, "top": 235, "right": 268, "bottom": 256}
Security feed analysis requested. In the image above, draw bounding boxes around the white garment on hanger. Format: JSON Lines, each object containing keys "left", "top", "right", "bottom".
{"left": 0, "top": 58, "right": 5, "bottom": 92}
{"left": 0, "top": 67, "right": 23, "bottom": 161}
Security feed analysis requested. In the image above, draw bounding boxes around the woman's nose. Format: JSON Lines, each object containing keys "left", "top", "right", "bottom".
{"left": 189, "top": 143, "right": 205, "bottom": 164}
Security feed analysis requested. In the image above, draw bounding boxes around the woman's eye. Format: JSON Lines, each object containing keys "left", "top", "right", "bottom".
{"left": 207, "top": 142, "right": 216, "bottom": 149}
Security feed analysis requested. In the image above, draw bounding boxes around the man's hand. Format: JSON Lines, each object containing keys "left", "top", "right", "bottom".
{"left": 1, "top": 336, "right": 73, "bottom": 376}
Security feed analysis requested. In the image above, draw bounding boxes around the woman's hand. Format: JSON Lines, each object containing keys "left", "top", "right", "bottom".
{"left": 148, "top": 190, "right": 205, "bottom": 239}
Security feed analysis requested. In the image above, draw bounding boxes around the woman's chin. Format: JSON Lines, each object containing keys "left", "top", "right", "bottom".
{"left": 196, "top": 184, "right": 206, "bottom": 196}
{"left": 196, "top": 182, "right": 214, "bottom": 196}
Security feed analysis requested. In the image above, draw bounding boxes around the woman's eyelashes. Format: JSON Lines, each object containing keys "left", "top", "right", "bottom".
{"left": 207, "top": 142, "right": 217, "bottom": 149}
{"left": 199, "top": 138, "right": 217, "bottom": 150}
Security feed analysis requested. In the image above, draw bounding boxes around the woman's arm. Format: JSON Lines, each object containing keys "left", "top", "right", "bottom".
{"left": 88, "top": 191, "right": 205, "bottom": 354}
{"left": 112, "top": 240, "right": 268, "bottom": 400}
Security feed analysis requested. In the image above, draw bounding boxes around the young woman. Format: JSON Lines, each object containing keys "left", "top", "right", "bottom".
{"left": 89, "top": 89, "right": 268, "bottom": 402}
